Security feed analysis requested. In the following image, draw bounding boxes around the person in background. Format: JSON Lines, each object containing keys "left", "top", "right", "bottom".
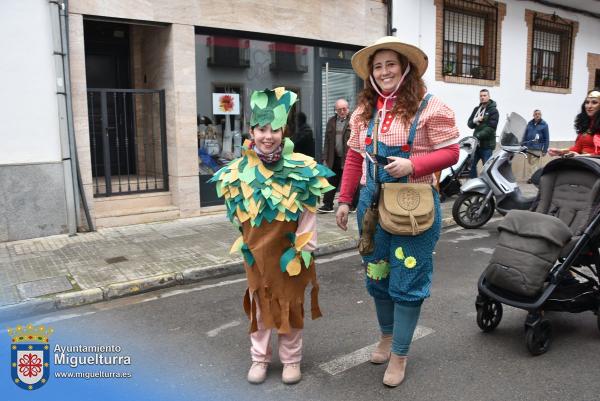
{"left": 335, "top": 36, "right": 459, "bottom": 388}
{"left": 522, "top": 109, "right": 549, "bottom": 182}
{"left": 549, "top": 90, "right": 600, "bottom": 157}
{"left": 293, "top": 112, "right": 315, "bottom": 157}
{"left": 467, "top": 89, "right": 499, "bottom": 178}
{"left": 319, "top": 98, "right": 359, "bottom": 212}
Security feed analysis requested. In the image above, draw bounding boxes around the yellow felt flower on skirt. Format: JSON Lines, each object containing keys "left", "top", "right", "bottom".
{"left": 404, "top": 256, "right": 417, "bottom": 269}
{"left": 394, "top": 247, "right": 405, "bottom": 260}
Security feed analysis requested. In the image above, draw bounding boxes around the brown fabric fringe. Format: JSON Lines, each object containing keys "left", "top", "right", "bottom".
{"left": 241, "top": 220, "right": 322, "bottom": 334}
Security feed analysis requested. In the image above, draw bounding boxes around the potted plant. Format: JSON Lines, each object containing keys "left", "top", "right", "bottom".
{"left": 543, "top": 75, "right": 558, "bottom": 87}
{"left": 443, "top": 62, "right": 455, "bottom": 76}
{"left": 471, "top": 66, "right": 484, "bottom": 79}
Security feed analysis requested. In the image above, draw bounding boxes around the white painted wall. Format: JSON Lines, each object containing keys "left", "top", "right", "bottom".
{"left": 393, "top": 0, "right": 600, "bottom": 142}
{"left": 0, "top": 0, "right": 61, "bottom": 164}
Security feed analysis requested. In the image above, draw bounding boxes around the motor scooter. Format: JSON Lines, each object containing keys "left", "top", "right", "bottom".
{"left": 438, "top": 136, "right": 479, "bottom": 202}
{"left": 452, "top": 112, "right": 539, "bottom": 229}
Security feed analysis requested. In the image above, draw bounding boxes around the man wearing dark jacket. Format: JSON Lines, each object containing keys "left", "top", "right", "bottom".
{"left": 318, "top": 99, "right": 357, "bottom": 213}
{"left": 293, "top": 112, "right": 315, "bottom": 157}
{"left": 521, "top": 109, "right": 549, "bottom": 181}
{"left": 467, "top": 89, "right": 499, "bottom": 178}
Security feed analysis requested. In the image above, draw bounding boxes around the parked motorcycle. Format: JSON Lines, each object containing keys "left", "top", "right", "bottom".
{"left": 438, "top": 136, "right": 479, "bottom": 202}
{"left": 452, "top": 112, "right": 539, "bottom": 229}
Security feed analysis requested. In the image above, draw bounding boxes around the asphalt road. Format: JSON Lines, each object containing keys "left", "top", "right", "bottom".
{"left": 3, "top": 219, "right": 599, "bottom": 401}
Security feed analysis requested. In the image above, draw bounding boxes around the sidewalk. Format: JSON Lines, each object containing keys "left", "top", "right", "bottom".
{"left": 0, "top": 189, "right": 501, "bottom": 319}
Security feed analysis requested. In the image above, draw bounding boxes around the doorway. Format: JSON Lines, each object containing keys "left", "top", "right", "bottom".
{"left": 84, "top": 20, "right": 136, "bottom": 182}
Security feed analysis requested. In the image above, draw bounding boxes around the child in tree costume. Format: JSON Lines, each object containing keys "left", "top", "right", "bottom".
{"left": 211, "top": 88, "right": 334, "bottom": 385}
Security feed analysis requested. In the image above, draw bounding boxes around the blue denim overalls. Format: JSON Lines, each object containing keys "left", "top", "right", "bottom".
{"left": 356, "top": 94, "right": 442, "bottom": 304}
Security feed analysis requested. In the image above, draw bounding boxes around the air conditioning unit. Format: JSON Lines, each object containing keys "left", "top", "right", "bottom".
{"left": 269, "top": 43, "right": 308, "bottom": 73}
{"left": 207, "top": 36, "right": 250, "bottom": 68}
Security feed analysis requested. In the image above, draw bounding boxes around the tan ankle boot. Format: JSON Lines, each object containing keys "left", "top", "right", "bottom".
{"left": 370, "top": 334, "right": 392, "bottom": 364}
{"left": 282, "top": 363, "right": 302, "bottom": 384}
{"left": 247, "top": 361, "right": 269, "bottom": 384}
{"left": 382, "top": 354, "right": 407, "bottom": 387}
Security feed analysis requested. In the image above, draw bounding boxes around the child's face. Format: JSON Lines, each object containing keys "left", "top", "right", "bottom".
{"left": 250, "top": 124, "right": 283, "bottom": 154}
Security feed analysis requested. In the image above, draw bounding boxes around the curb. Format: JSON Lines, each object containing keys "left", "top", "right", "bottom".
{"left": 0, "top": 219, "right": 458, "bottom": 322}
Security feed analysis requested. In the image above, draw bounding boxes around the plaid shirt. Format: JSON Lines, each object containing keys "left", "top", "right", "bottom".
{"left": 347, "top": 94, "right": 459, "bottom": 184}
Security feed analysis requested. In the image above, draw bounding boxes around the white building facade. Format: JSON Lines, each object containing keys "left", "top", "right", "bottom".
{"left": 0, "top": 0, "right": 78, "bottom": 241}
{"left": 393, "top": 0, "right": 600, "bottom": 146}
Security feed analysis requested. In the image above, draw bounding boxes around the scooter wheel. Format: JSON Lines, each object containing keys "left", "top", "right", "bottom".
{"left": 452, "top": 192, "right": 495, "bottom": 229}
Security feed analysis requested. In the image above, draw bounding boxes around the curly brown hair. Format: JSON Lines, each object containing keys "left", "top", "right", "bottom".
{"left": 356, "top": 50, "right": 427, "bottom": 128}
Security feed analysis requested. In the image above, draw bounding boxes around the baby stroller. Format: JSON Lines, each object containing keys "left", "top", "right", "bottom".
{"left": 438, "top": 136, "right": 479, "bottom": 202}
{"left": 475, "top": 155, "right": 600, "bottom": 355}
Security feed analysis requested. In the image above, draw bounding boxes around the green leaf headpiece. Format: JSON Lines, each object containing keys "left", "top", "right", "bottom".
{"left": 250, "top": 87, "right": 298, "bottom": 131}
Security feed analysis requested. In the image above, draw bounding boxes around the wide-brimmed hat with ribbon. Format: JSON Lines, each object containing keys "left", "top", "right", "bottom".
{"left": 351, "top": 36, "right": 428, "bottom": 80}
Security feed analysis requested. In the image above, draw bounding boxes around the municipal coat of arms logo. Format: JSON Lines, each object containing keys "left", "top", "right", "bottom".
{"left": 8, "top": 324, "right": 54, "bottom": 390}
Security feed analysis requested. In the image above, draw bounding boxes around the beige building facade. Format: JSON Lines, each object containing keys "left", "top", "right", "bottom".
{"left": 67, "top": 1, "right": 387, "bottom": 229}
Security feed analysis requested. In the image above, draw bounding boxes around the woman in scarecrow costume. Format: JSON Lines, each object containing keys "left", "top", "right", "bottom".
{"left": 335, "top": 37, "right": 460, "bottom": 387}
{"left": 211, "top": 87, "right": 334, "bottom": 385}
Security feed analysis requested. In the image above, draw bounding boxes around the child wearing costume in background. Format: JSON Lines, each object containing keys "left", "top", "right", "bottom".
{"left": 210, "top": 88, "right": 334, "bottom": 385}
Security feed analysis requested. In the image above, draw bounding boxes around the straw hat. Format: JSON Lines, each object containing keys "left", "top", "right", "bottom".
{"left": 351, "top": 36, "right": 428, "bottom": 80}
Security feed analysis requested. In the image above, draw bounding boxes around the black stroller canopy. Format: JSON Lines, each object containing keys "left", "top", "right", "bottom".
{"left": 542, "top": 155, "right": 600, "bottom": 177}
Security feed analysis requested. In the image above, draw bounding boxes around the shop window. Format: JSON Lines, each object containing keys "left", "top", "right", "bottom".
{"left": 441, "top": 0, "right": 498, "bottom": 80}
{"left": 529, "top": 13, "right": 574, "bottom": 89}
{"left": 206, "top": 36, "right": 250, "bottom": 68}
{"left": 269, "top": 43, "right": 308, "bottom": 73}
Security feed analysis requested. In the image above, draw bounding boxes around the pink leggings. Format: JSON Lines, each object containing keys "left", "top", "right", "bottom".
{"left": 250, "top": 300, "right": 302, "bottom": 364}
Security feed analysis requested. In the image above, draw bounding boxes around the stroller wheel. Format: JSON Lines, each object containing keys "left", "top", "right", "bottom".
{"left": 476, "top": 300, "right": 503, "bottom": 332}
{"left": 525, "top": 319, "right": 552, "bottom": 356}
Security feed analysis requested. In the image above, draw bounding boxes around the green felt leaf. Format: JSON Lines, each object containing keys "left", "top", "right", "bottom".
{"left": 271, "top": 104, "right": 287, "bottom": 131}
{"left": 251, "top": 91, "right": 268, "bottom": 109}
{"left": 301, "top": 251, "right": 312, "bottom": 269}
{"left": 238, "top": 166, "right": 256, "bottom": 183}
{"left": 241, "top": 244, "right": 255, "bottom": 266}
{"left": 280, "top": 247, "right": 297, "bottom": 272}
{"left": 288, "top": 173, "right": 307, "bottom": 181}
{"left": 255, "top": 169, "right": 266, "bottom": 184}
{"left": 282, "top": 137, "right": 294, "bottom": 155}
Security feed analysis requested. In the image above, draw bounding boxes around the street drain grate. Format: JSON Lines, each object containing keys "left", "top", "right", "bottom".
{"left": 105, "top": 256, "right": 128, "bottom": 264}
{"left": 17, "top": 276, "right": 73, "bottom": 298}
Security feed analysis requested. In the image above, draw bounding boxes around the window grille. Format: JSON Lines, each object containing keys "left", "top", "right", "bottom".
{"left": 530, "top": 13, "right": 573, "bottom": 88}
{"left": 442, "top": 0, "right": 498, "bottom": 80}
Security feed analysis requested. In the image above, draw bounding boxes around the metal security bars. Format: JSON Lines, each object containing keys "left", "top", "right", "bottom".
{"left": 531, "top": 13, "right": 573, "bottom": 89}
{"left": 442, "top": 0, "right": 498, "bottom": 80}
{"left": 87, "top": 89, "right": 168, "bottom": 197}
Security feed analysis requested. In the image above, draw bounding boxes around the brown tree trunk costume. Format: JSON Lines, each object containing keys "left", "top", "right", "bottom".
{"left": 242, "top": 220, "right": 321, "bottom": 334}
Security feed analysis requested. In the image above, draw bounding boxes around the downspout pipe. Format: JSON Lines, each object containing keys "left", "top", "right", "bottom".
{"left": 387, "top": 0, "right": 394, "bottom": 36}
{"left": 49, "top": 0, "right": 94, "bottom": 232}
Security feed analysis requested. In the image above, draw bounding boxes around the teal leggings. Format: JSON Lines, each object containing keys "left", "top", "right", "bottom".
{"left": 374, "top": 298, "right": 422, "bottom": 356}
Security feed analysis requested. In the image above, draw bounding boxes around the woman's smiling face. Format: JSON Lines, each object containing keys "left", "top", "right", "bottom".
{"left": 372, "top": 50, "right": 402, "bottom": 93}
{"left": 584, "top": 97, "right": 600, "bottom": 117}
{"left": 250, "top": 124, "right": 283, "bottom": 154}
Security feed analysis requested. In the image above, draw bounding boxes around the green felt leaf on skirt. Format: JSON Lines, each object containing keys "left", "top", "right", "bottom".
{"left": 301, "top": 251, "right": 312, "bottom": 269}
{"left": 280, "top": 247, "right": 297, "bottom": 272}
